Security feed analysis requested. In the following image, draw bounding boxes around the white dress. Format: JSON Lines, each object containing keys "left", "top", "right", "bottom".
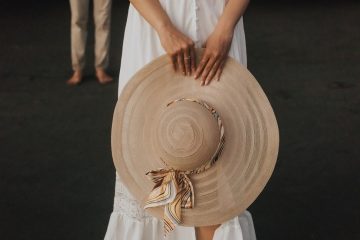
{"left": 104, "top": 0, "right": 257, "bottom": 239}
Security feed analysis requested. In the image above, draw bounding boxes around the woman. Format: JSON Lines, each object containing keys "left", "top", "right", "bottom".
{"left": 105, "top": 0, "right": 256, "bottom": 239}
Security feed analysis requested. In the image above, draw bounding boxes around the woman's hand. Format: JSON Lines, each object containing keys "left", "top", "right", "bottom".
{"left": 157, "top": 24, "right": 196, "bottom": 76}
{"left": 194, "top": 0, "right": 249, "bottom": 86}
{"left": 194, "top": 27, "right": 234, "bottom": 86}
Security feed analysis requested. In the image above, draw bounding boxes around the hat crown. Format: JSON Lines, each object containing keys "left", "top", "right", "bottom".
{"left": 153, "top": 99, "right": 221, "bottom": 171}
{"left": 111, "top": 48, "right": 279, "bottom": 226}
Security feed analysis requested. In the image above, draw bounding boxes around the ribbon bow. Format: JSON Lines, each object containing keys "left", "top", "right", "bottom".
{"left": 144, "top": 168, "right": 194, "bottom": 236}
{"left": 144, "top": 97, "right": 225, "bottom": 237}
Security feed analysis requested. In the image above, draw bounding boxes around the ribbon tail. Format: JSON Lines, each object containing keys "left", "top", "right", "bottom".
{"left": 181, "top": 173, "right": 195, "bottom": 208}
{"left": 144, "top": 177, "right": 177, "bottom": 209}
{"left": 163, "top": 183, "right": 183, "bottom": 236}
{"left": 144, "top": 170, "right": 195, "bottom": 237}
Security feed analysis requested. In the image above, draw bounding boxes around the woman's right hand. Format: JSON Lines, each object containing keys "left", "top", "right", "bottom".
{"left": 157, "top": 24, "right": 196, "bottom": 76}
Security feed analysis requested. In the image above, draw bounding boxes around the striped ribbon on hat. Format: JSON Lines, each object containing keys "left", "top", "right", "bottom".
{"left": 144, "top": 98, "right": 225, "bottom": 237}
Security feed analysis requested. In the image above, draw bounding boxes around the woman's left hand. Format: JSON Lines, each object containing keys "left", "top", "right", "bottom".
{"left": 194, "top": 27, "right": 234, "bottom": 86}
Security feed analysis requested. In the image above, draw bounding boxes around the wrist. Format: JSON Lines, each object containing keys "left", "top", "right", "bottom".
{"left": 155, "top": 21, "right": 175, "bottom": 35}
{"left": 214, "top": 20, "right": 235, "bottom": 37}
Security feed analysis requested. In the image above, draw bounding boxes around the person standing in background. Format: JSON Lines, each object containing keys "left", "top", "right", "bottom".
{"left": 67, "top": 0, "right": 113, "bottom": 85}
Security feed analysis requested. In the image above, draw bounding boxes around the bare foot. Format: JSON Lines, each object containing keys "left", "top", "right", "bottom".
{"left": 96, "top": 68, "right": 113, "bottom": 84}
{"left": 67, "top": 70, "right": 82, "bottom": 86}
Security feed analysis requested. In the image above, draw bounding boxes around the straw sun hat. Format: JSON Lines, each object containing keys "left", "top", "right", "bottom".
{"left": 111, "top": 48, "right": 279, "bottom": 235}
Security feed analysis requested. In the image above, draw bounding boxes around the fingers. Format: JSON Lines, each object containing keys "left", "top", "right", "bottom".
{"left": 183, "top": 42, "right": 196, "bottom": 76}
{"left": 204, "top": 60, "right": 221, "bottom": 85}
{"left": 215, "top": 61, "right": 225, "bottom": 81}
{"left": 195, "top": 49, "right": 227, "bottom": 86}
{"left": 200, "top": 57, "right": 217, "bottom": 85}
{"left": 177, "top": 50, "right": 186, "bottom": 75}
{"left": 169, "top": 54, "right": 177, "bottom": 72}
{"left": 171, "top": 48, "right": 226, "bottom": 85}
{"left": 171, "top": 41, "right": 195, "bottom": 76}
{"left": 194, "top": 54, "right": 210, "bottom": 80}
{"left": 189, "top": 46, "right": 196, "bottom": 74}
{"left": 183, "top": 48, "right": 191, "bottom": 76}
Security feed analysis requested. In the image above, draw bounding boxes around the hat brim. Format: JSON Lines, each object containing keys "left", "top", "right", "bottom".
{"left": 111, "top": 48, "right": 279, "bottom": 226}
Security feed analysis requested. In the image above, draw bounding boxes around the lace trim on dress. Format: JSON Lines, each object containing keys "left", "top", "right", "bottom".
{"left": 113, "top": 173, "right": 155, "bottom": 221}
{"left": 112, "top": 173, "right": 252, "bottom": 234}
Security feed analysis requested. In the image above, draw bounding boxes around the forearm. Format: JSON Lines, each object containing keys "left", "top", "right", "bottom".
{"left": 129, "top": 0, "right": 174, "bottom": 33}
{"left": 215, "top": 0, "right": 250, "bottom": 33}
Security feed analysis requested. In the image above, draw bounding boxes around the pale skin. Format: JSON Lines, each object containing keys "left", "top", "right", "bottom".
{"left": 129, "top": 0, "right": 249, "bottom": 239}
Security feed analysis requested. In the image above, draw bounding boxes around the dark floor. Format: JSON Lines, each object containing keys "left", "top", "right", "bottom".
{"left": 0, "top": 1, "right": 359, "bottom": 240}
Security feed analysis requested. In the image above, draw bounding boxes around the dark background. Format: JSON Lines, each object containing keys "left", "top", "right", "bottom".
{"left": 1, "top": 1, "right": 359, "bottom": 239}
